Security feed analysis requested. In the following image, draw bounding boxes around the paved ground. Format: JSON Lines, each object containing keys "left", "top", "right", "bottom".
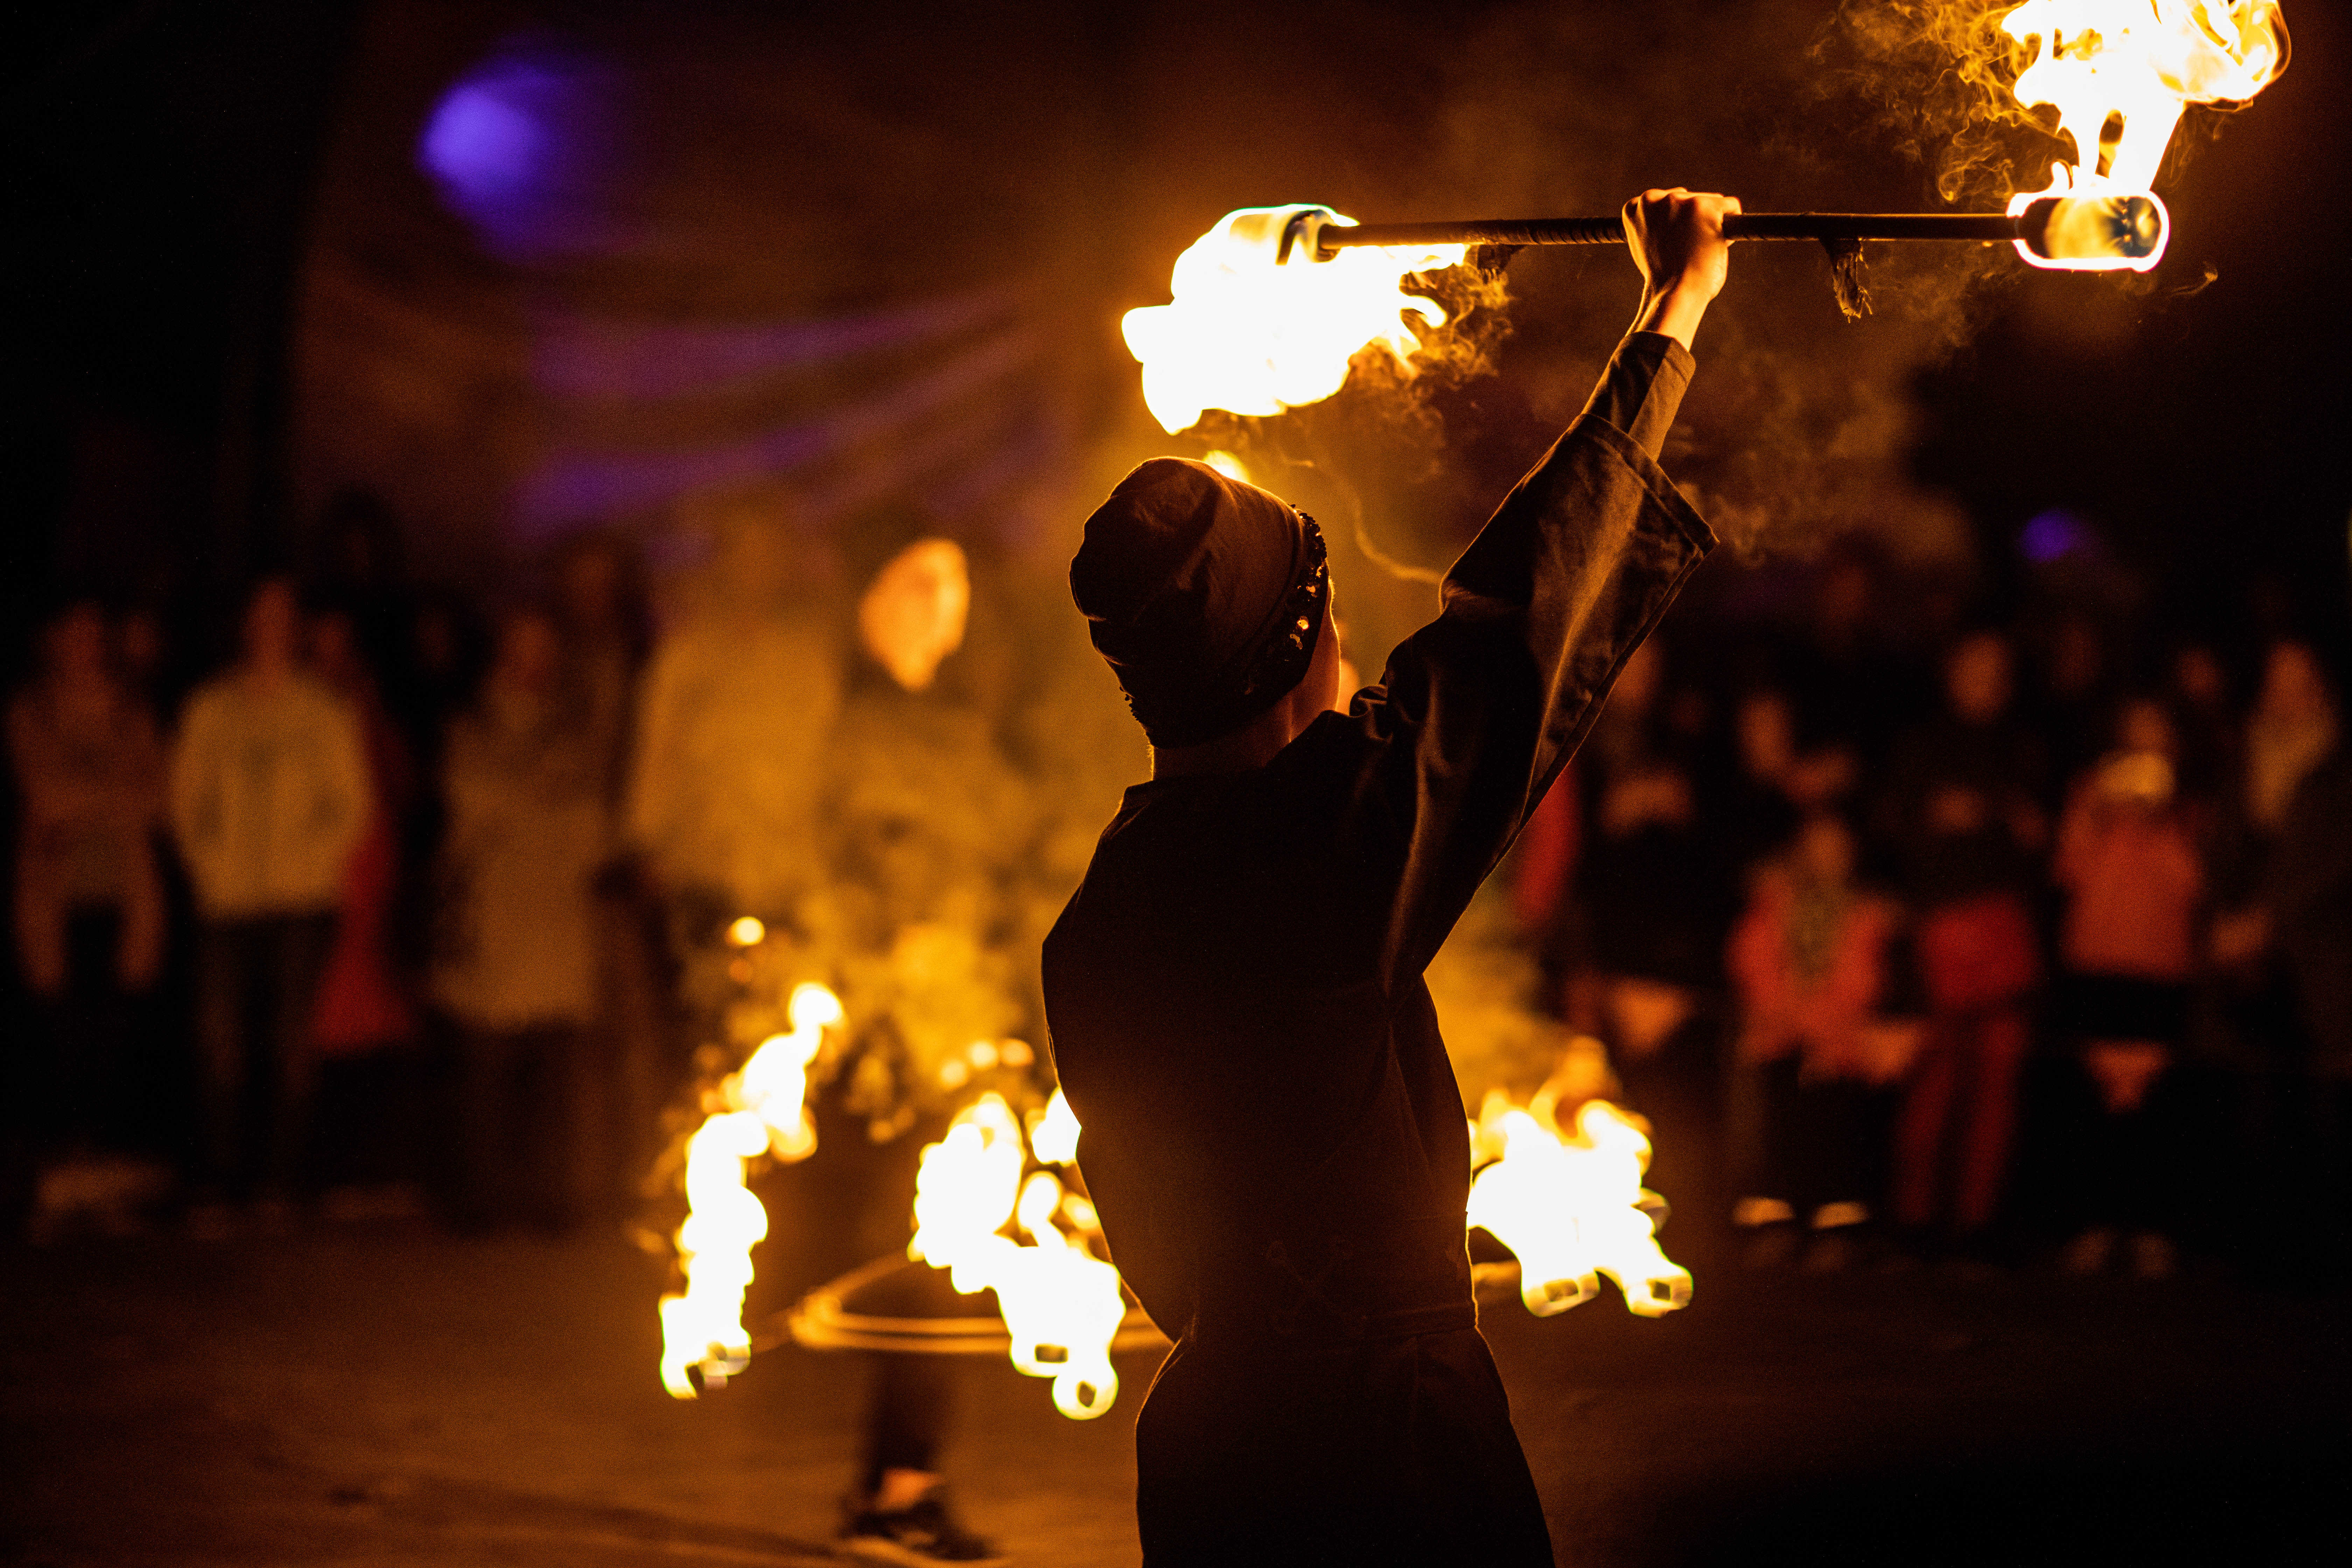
{"left": 4, "top": 1219, "right": 2344, "bottom": 1566}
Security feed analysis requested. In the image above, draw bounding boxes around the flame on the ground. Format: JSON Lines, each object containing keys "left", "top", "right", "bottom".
{"left": 659, "top": 981, "right": 844, "bottom": 1398}
{"left": 1467, "top": 1091, "right": 1692, "bottom": 1319}
{"left": 2000, "top": 0, "right": 2287, "bottom": 270}
{"left": 1122, "top": 205, "right": 1466, "bottom": 433}
{"left": 911, "top": 1089, "right": 1127, "bottom": 1419}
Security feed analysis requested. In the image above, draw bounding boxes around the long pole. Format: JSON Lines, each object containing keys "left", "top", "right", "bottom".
{"left": 1318, "top": 212, "right": 2021, "bottom": 251}
{"left": 1286, "top": 194, "right": 2165, "bottom": 268}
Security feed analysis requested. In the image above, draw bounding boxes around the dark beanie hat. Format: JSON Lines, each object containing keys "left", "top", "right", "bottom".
{"left": 1070, "top": 458, "right": 1329, "bottom": 748}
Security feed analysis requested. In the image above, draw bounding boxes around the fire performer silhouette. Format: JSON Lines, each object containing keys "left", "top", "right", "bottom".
{"left": 1043, "top": 189, "right": 1733, "bottom": 1562}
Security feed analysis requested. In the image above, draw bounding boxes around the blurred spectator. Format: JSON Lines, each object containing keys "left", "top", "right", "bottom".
{"left": 552, "top": 530, "right": 661, "bottom": 1220}
{"left": 404, "top": 593, "right": 484, "bottom": 748}
{"left": 115, "top": 604, "right": 174, "bottom": 713}
{"left": 2241, "top": 644, "right": 2352, "bottom": 1276}
{"left": 1574, "top": 641, "right": 1722, "bottom": 1040}
{"left": 169, "top": 580, "right": 372, "bottom": 1220}
{"left": 1569, "top": 639, "right": 1729, "bottom": 1225}
{"left": 2208, "top": 642, "right": 2339, "bottom": 1056}
{"left": 2167, "top": 643, "right": 2240, "bottom": 810}
{"left": 627, "top": 489, "right": 843, "bottom": 921}
{"left": 2034, "top": 610, "right": 2117, "bottom": 792}
{"left": 311, "top": 487, "right": 418, "bottom": 723}
{"left": 1776, "top": 546, "right": 1914, "bottom": 778}
{"left": 1884, "top": 630, "right": 2046, "bottom": 1249}
{"left": 552, "top": 530, "right": 651, "bottom": 800}
{"left": 1720, "top": 686, "right": 1855, "bottom": 879}
{"left": 2242, "top": 642, "right": 2336, "bottom": 843}
{"left": 1727, "top": 813, "right": 1913, "bottom": 1269}
{"left": 8, "top": 603, "right": 168, "bottom": 1177}
{"left": 804, "top": 525, "right": 1007, "bottom": 1562}
{"left": 1512, "top": 765, "right": 1580, "bottom": 971}
{"left": 306, "top": 610, "right": 418, "bottom": 1057}
{"left": 2051, "top": 699, "right": 2203, "bottom": 1278}
{"left": 432, "top": 608, "right": 611, "bottom": 1231}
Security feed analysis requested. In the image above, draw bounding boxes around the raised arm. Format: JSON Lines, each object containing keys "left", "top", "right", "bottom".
{"left": 1339, "top": 190, "right": 1735, "bottom": 980}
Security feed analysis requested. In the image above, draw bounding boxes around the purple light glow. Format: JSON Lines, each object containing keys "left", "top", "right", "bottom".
{"left": 416, "top": 46, "right": 631, "bottom": 261}
{"left": 2019, "top": 509, "right": 2100, "bottom": 565}
{"left": 420, "top": 76, "right": 554, "bottom": 205}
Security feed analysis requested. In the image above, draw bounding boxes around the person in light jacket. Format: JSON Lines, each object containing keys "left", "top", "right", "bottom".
{"left": 9, "top": 602, "right": 167, "bottom": 1193}
{"left": 432, "top": 607, "right": 610, "bottom": 1230}
{"left": 170, "top": 579, "right": 371, "bottom": 1215}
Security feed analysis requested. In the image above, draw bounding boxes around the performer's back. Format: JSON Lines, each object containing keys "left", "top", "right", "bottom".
{"left": 1046, "top": 334, "right": 1712, "bottom": 1564}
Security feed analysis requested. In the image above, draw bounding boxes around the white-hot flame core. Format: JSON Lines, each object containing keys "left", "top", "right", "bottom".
{"left": 1466, "top": 1094, "right": 1692, "bottom": 1319}
{"left": 659, "top": 982, "right": 841, "bottom": 1398}
{"left": 1122, "top": 205, "right": 1467, "bottom": 434}
{"left": 911, "top": 1092, "right": 1128, "bottom": 1419}
{"left": 2000, "top": 0, "right": 2286, "bottom": 270}
{"left": 1027, "top": 1087, "right": 1082, "bottom": 1167}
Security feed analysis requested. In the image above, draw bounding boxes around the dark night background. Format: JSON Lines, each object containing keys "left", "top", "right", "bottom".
{"left": 7, "top": 4, "right": 2351, "bottom": 1565}
{"left": 14, "top": 0, "right": 2351, "bottom": 650}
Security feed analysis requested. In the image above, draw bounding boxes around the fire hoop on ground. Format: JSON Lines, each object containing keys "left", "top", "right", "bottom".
{"left": 783, "top": 1253, "right": 1167, "bottom": 1357}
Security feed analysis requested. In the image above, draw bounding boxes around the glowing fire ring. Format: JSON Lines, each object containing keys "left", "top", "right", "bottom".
{"left": 783, "top": 1254, "right": 1168, "bottom": 1357}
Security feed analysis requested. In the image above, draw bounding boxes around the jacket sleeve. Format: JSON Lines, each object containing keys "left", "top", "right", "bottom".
{"left": 1322, "top": 332, "right": 1714, "bottom": 981}
{"left": 168, "top": 694, "right": 226, "bottom": 904}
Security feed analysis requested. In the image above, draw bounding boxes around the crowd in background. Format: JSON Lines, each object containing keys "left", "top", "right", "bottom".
{"left": 7, "top": 496, "right": 2350, "bottom": 1290}
{"left": 5, "top": 505, "right": 660, "bottom": 1239}
{"left": 1513, "top": 547, "right": 2351, "bottom": 1281}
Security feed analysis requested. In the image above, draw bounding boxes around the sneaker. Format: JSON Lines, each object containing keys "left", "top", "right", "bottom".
{"left": 1800, "top": 1230, "right": 1859, "bottom": 1274}
{"left": 840, "top": 1489, "right": 1007, "bottom": 1566}
{"left": 1740, "top": 1222, "right": 1800, "bottom": 1270}
{"left": 2129, "top": 1232, "right": 2177, "bottom": 1280}
{"left": 2060, "top": 1227, "right": 2117, "bottom": 1276}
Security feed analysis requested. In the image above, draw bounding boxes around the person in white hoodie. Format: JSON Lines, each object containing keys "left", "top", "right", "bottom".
{"left": 170, "top": 578, "right": 371, "bottom": 1215}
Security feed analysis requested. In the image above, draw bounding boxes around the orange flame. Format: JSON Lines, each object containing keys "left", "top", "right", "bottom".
{"left": 1122, "top": 205, "right": 1466, "bottom": 433}
{"left": 2001, "top": 0, "right": 2287, "bottom": 270}
{"left": 1466, "top": 1091, "right": 1692, "bottom": 1319}
{"left": 659, "top": 981, "right": 843, "bottom": 1398}
{"left": 910, "top": 1089, "right": 1127, "bottom": 1419}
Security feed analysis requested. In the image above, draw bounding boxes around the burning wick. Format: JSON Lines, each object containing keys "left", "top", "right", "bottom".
{"left": 1120, "top": 204, "right": 1465, "bottom": 434}
{"left": 1131, "top": 5, "right": 2284, "bottom": 423}
{"left": 909, "top": 1090, "right": 1128, "bottom": 1419}
{"left": 1466, "top": 1092, "right": 1692, "bottom": 1320}
{"left": 1998, "top": 0, "right": 2287, "bottom": 271}
{"left": 658, "top": 981, "right": 844, "bottom": 1398}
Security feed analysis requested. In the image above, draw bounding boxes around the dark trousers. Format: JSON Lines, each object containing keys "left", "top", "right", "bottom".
{"left": 2066, "top": 1060, "right": 2186, "bottom": 1234}
{"left": 1135, "top": 1326, "right": 1552, "bottom": 1566}
{"left": 1759, "top": 1057, "right": 1893, "bottom": 1220}
{"left": 454, "top": 1022, "right": 583, "bottom": 1230}
{"left": 861, "top": 1346, "right": 956, "bottom": 1492}
{"left": 196, "top": 913, "right": 334, "bottom": 1198}
{"left": 1894, "top": 1008, "right": 2029, "bottom": 1233}
{"left": 26, "top": 907, "right": 140, "bottom": 1156}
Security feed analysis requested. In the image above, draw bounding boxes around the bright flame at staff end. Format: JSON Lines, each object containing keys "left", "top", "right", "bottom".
{"left": 1122, "top": 205, "right": 1466, "bottom": 434}
{"left": 1999, "top": 0, "right": 2288, "bottom": 271}
{"left": 659, "top": 981, "right": 844, "bottom": 1399}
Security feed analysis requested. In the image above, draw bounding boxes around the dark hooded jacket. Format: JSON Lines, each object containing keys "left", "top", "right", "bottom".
{"left": 1043, "top": 332, "right": 1711, "bottom": 1564}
